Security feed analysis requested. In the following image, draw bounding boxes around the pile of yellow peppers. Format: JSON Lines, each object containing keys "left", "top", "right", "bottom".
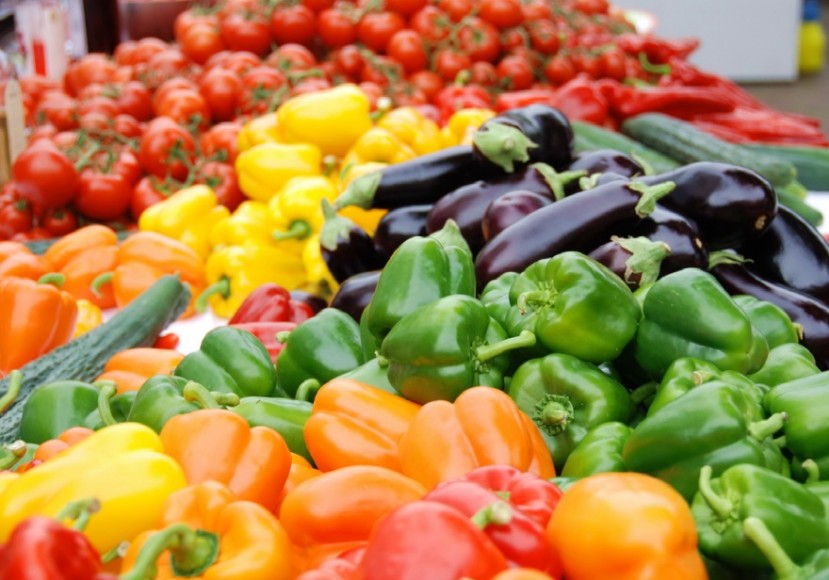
{"left": 138, "top": 84, "right": 495, "bottom": 318}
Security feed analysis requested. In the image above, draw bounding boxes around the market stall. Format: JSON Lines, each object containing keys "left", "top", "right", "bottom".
{"left": 1, "top": 0, "right": 829, "bottom": 577}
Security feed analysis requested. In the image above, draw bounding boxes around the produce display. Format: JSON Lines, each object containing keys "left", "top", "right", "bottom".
{"left": 3, "top": 0, "right": 829, "bottom": 576}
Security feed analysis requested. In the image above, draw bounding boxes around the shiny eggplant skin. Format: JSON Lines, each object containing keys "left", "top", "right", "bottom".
{"left": 482, "top": 190, "right": 552, "bottom": 242}
{"left": 474, "top": 179, "right": 671, "bottom": 290}
{"left": 569, "top": 149, "right": 645, "bottom": 179}
{"left": 641, "top": 162, "right": 777, "bottom": 249}
{"left": 289, "top": 290, "right": 328, "bottom": 315}
{"left": 426, "top": 164, "right": 564, "bottom": 255}
{"left": 486, "top": 105, "right": 574, "bottom": 169}
{"left": 628, "top": 206, "right": 708, "bottom": 274}
{"left": 321, "top": 227, "right": 387, "bottom": 284}
{"left": 588, "top": 241, "right": 641, "bottom": 288}
{"left": 710, "top": 260, "right": 829, "bottom": 369}
{"left": 329, "top": 270, "right": 381, "bottom": 322}
{"left": 373, "top": 204, "right": 431, "bottom": 259}
{"left": 739, "top": 205, "right": 829, "bottom": 304}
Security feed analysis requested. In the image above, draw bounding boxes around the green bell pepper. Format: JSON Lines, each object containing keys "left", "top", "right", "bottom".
{"left": 560, "top": 422, "right": 633, "bottom": 478}
{"left": 0, "top": 441, "right": 36, "bottom": 471}
{"left": 126, "top": 375, "right": 240, "bottom": 433}
{"left": 508, "top": 353, "right": 635, "bottom": 469}
{"left": 623, "top": 381, "right": 788, "bottom": 501}
{"left": 83, "top": 385, "right": 137, "bottom": 430}
{"left": 749, "top": 343, "right": 820, "bottom": 389}
{"left": 693, "top": 463, "right": 829, "bottom": 570}
{"left": 338, "top": 358, "right": 398, "bottom": 395}
{"left": 276, "top": 308, "right": 365, "bottom": 401}
{"left": 427, "top": 219, "right": 476, "bottom": 296}
{"left": 363, "top": 222, "right": 475, "bottom": 346}
{"left": 359, "top": 308, "right": 381, "bottom": 361}
{"left": 734, "top": 294, "right": 802, "bottom": 349}
{"left": 633, "top": 268, "right": 769, "bottom": 379}
{"left": 742, "top": 517, "right": 829, "bottom": 580}
{"left": 174, "top": 326, "right": 281, "bottom": 398}
{"left": 18, "top": 379, "right": 117, "bottom": 444}
{"left": 505, "top": 252, "right": 641, "bottom": 363}
{"left": 378, "top": 295, "right": 536, "bottom": 404}
{"left": 480, "top": 271, "right": 519, "bottom": 329}
{"left": 232, "top": 397, "right": 313, "bottom": 463}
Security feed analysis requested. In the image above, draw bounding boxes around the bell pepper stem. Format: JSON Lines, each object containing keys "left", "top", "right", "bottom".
{"left": 742, "top": 517, "right": 801, "bottom": 580}
{"left": 802, "top": 459, "right": 821, "bottom": 484}
{"left": 195, "top": 277, "right": 231, "bottom": 314}
{"left": 56, "top": 498, "right": 101, "bottom": 532}
{"left": 516, "top": 290, "right": 555, "bottom": 315}
{"left": 90, "top": 272, "right": 114, "bottom": 298}
{"left": 276, "top": 331, "right": 291, "bottom": 344}
{"left": 611, "top": 236, "right": 672, "bottom": 287}
{"left": 96, "top": 384, "right": 119, "bottom": 427}
{"left": 748, "top": 412, "right": 788, "bottom": 441}
{"left": 319, "top": 198, "right": 359, "bottom": 251}
{"left": 470, "top": 500, "right": 513, "bottom": 529}
{"left": 473, "top": 122, "right": 538, "bottom": 173}
{"left": 36, "top": 273, "right": 66, "bottom": 288}
{"left": 333, "top": 170, "right": 383, "bottom": 211}
{"left": 273, "top": 220, "right": 313, "bottom": 241}
{"left": 476, "top": 330, "right": 537, "bottom": 363}
{"left": 627, "top": 180, "right": 676, "bottom": 218}
{"left": 533, "top": 394, "right": 575, "bottom": 436}
{"left": 101, "top": 541, "right": 130, "bottom": 564}
{"left": 0, "top": 370, "right": 23, "bottom": 415}
{"left": 0, "top": 440, "right": 27, "bottom": 470}
{"left": 182, "top": 381, "right": 240, "bottom": 409}
{"left": 119, "top": 524, "right": 220, "bottom": 580}
{"left": 295, "top": 379, "right": 321, "bottom": 402}
{"left": 630, "top": 381, "right": 657, "bottom": 405}
{"left": 697, "top": 465, "right": 734, "bottom": 518}
{"left": 532, "top": 163, "right": 587, "bottom": 201}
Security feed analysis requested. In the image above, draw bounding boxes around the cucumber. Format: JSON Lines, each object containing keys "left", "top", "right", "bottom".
{"left": 621, "top": 113, "right": 798, "bottom": 188}
{"left": 743, "top": 143, "right": 829, "bottom": 192}
{"left": 572, "top": 120, "right": 681, "bottom": 175}
{"left": 0, "top": 275, "right": 190, "bottom": 443}
{"left": 776, "top": 186, "right": 824, "bottom": 228}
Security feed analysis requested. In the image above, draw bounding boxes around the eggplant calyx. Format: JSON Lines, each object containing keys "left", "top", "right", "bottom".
{"left": 473, "top": 121, "right": 538, "bottom": 173}
{"left": 611, "top": 236, "right": 671, "bottom": 288}
{"left": 628, "top": 180, "right": 675, "bottom": 218}
{"left": 320, "top": 199, "right": 359, "bottom": 252}
{"left": 333, "top": 170, "right": 383, "bottom": 211}
{"left": 708, "top": 250, "right": 751, "bottom": 269}
{"left": 532, "top": 163, "right": 586, "bottom": 201}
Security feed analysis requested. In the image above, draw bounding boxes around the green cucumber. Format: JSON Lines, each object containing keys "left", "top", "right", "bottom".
{"left": 621, "top": 113, "right": 798, "bottom": 187}
{"left": 572, "top": 120, "right": 681, "bottom": 175}
{"left": 0, "top": 275, "right": 190, "bottom": 443}
{"left": 743, "top": 143, "right": 829, "bottom": 192}
{"left": 776, "top": 186, "right": 824, "bottom": 227}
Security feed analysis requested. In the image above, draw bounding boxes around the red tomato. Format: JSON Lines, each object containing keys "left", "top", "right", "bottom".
{"left": 291, "top": 76, "right": 333, "bottom": 96}
{"left": 302, "top": 0, "right": 334, "bottom": 12}
{"left": 266, "top": 44, "right": 317, "bottom": 71}
{"left": 131, "top": 176, "right": 178, "bottom": 220}
{"left": 114, "top": 40, "right": 138, "bottom": 66}
{"left": 544, "top": 55, "right": 577, "bottom": 85}
{"left": 153, "top": 78, "right": 198, "bottom": 114}
{"left": 438, "top": 0, "right": 473, "bottom": 21}
{"left": 138, "top": 117, "right": 197, "bottom": 181}
{"left": 200, "top": 122, "right": 241, "bottom": 164}
{"left": 0, "top": 199, "right": 33, "bottom": 240}
{"left": 198, "top": 68, "right": 241, "bottom": 122}
{"left": 78, "top": 111, "right": 111, "bottom": 133}
{"left": 52, "top": 131, "right": 81, "bottom": 151}
{"left": 179, "top": 20, "right": 226, "bottom": 65}
{"left": 387, "top": 29, "right": 428, "bottom": 74}
{"left": 358, "top": 81, "right": 384, "bottom": 109}
{"left": 497, "top": 54, "right": 535, "bottom": 89}
{"left": 571, "top": 52, "right": 602, "bottom": 78}
{"left": 221, "top": 51, "right": 263, "bottom": 76}
{"left": 528, "top": 20, "right": 561, "bottom": 55}
{"left": 137, "top": 49, "right": 193, "bottom": 90}
{"left": 409, "top": 70, "right": 444, "bottom": 101}
{"left": 238, "top": 66, "right": 288, "bottom": 115}
{"left": 198, "top": 162, "right": 244, "bottom": 211}
{"left": 479, "top": 0, "right": 524, "bottom": 28}
{"left": 35, "top": 93, "right": 79, "bottom": 132}
{"left": 318, "top": 8, "right": 358, "bottom": 48}
{"left": 221, "top": 11, "right": 272, "bottom": 56}
{"left": 501, "top": 27, "right": 529, "bottom": 51}
{"left": 357, "top": 12, "right": 406, "bottom": 53}
{"left": 110, "top": 148, "right": 143, "bottom": 185}
{"left": 385, "top": 0, "right": 427, "bottom": 17}
{"left": 521, "top": 0, "right": 553, "bottom": 21}
{"left": 12, "top": 140, "right": 79, "bottom": 211}
{"left": 471, "top": 61, "right": 499, "bottom": 86}
{"left": 334, "top": 44, "right": 364, "bottom": 78}
{"left": 78, "top": 96, "right": 120, "bottom": 118}
{"left": 457, "top": 18, "right": 501, "bottom": 62}
{"left": 388, "top": 84, "right": 428, "bottom": 107}
{"left": 573, "top": 0, "right": 609, "bottom": 15}
{"left": 155, "top": 88, "right": 211, "bottom": 130}
{"left": 360, "top": 56, "right": 403, "bottom": 87}
{"left": 64, "top": 54, "right": 118, "bottom": 96}
{"left": 434, "top": 48, "right": 472, "bottom": 82}
{"left": 174, "top": 9, "right": 217, "bottom": 40}
{"left": 112, "top": 114, "right": 145, "bottom": 141}
{"left": 114, "top": 81, "right": 153, "bottom": 121}
{"left": 410, "top": 6, "right": 451, "bottom": 43}
{"left": 600, "top": 48, "right": 628, "bottom": 81}
{"left": 74, "top": 168, "right": 132, "bottom": 221}
{"left": 20, "top": 75, "right": 60, "bottom": 103}
{"left": 271, "top": 5, "right": 317, "bottom": 46}
{"left": 41, "top": 207, "right": 78, "bottom": 237}
{"left": 28, "top": 125, "right": 58, "bottom": 144}
{"left": 117, "top": 37, "right": 167, "bottom": 66}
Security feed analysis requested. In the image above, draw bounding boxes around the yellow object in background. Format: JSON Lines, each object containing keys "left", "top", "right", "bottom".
{"left": 799, "top": 0, "right": 826, "bottom": 74}
{"left": 236, "top": 142, "right": 323, "bottom": 203}
{"left": 73, "top": 299, "right": 103, "bottom": 338}
{"left": 210, "top": 201, "right": 277, "bottom": 250}
{"left": 237, "top": 113, "right": 282, "bottom": 152}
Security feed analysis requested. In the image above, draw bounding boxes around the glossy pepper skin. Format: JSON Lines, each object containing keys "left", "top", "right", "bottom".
{"left": 269, "top": 176, "right": 339, "bottom": 254}
{"left": 749, "top": 343, "right": 820, "bottom": 388}
{"left": 44, "top": 225, "right": 119, "bottom": 308}
{"left": 18, "top": 380, "right": 109, "bottom": 444}
{"left": 228, "top": 321, "right": 296, "bottom": 364}
{"left": 505, "top": 252, "right": 641, "bottom": 363}
{"left": 547, "top": 472, "right": 707, "bottom": 580}
{"left": 480, "top": 271, "right": 519, "bottom": 328}
{"left": 623, "top": 381, "right": 788, "bottom": 501}
{"left": 633, "top": 268, "right": 769, "bottom": 379}
{"left": 734, "top": 294, "right": 802, "bottom": 349}
{"left": 379, "top": 295, "right": 536, "bottom": 404}
{"left": 276, "top": 308, "right": 366, "bottom": 401}
{"left": 561, "top": 422, "right": 634, "bottom": 478}
{"left": 174, "top": 326, "right": 280, "bottom": 398}
{"left": 508, "top": 353, "right": 636, "bottom": 470}
{"left": 692, "top": 464, "right": 829, "bottom": 569}
{"left": 93, "top": 347, "right": 184, "bottom": 394}
{"left": 232, "top": 397, "right": 313, "bottom": 463}
{"left": 741, "top": 518, "right": 829, "bottom": 580}
{"left": 338, "top": 358, "right": 397, "bottom": 394}
{"left": 235, "top": 142, "right": 323, "bottom": 202}
{"left": 83, "top": 389, "right": 137, "bottom": 430}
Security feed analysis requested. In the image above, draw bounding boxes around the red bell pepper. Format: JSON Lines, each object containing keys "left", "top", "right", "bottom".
{"left": 434, "top": 86, "right": 493, "bottom": 125}
{"left": 495, "top": 89, "right": 558, "bottom": 113}
{"left": 228, "top": 283, "right": 314, "bottom": 325}
{"left": 152, "top": 332, "right": 180, "bottom": 350}
{"left": 297, "top": 547, "right": 366, "bottom": 580}
{"left": 359, "top": 501, "right": 508, "bottom": 580}
{"left": 553, "top": 76, "right": 609, "bottom": 125}
{"left": 228, "top": 321, "right": 297, "bottom": 364}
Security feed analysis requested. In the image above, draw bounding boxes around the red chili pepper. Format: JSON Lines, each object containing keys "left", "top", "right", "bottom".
{"left": 553, "top": 75, "right": 609, "bottom": 125}
{"left": 228, "top": 283, "right": 315, "bottom": 325}
{"left": 616, "top": 34, "right": 700, "bottom": 63}
{"left": 434, "top": 86, "right": 493, "bottom": 124}
{"left": 494, "top": 89, "right": 558, "bottom": 113}
{"left": 693, "top": 108, "right": 829, "bottom": 146}
{"left": 601, "top": 81, "right": 735, "bottom": 120}
{"left": 228, "top": 321, "right": 297, "bottom": 364}
{"left": 152, "top": 332, "right": 180, "bottom": 350}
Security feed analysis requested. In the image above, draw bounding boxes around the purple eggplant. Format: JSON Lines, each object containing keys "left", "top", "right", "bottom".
{"left": 474, "top": 178, "right": 676, "bottom": 290}
{"left": 739, "top": 205, "right": 829, "bottom": 304}
{"left": 589, "top": 236, "right": 671, "bottom": 290}
{"left": 319, "top": 201, "right": 386, "bottom": 284}
{"left": 626, "top": 206, "right": 708, "bottom": 273}
{"left": 641, "top": 162, "right": 777, "bottom": 249}
{"left": 569, "top": 149, "right": 645, "bottom": 180}
{"left": 426, "top": 163, "right": 585, "bottom": 255}
{"left": 482, "top": 190, "right": 552, "bottom": 242}
{"left": 373, "top": 204, "right": 431, "bottom": 259}
{"left": 289, "top": 290, "right": 328, "bottom": 315}
{"left": 709, "top": 251, "right": 829, "bottom": 369}
{"left": 330, "top": 270, "right": 381, "bottom": 322}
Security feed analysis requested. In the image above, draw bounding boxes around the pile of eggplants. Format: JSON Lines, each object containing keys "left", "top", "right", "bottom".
{"left": 322, "top": 105, "right": 829, "bottom": 369}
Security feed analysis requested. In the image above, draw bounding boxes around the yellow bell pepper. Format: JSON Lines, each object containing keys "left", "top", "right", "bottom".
{"left": 210, "top": 201, "right": 276, "bottom": 250}
{"left": 0, "top": 472, "right": 18, "bottom": 496}
{"left": 0, "top": 423, "right": 186, "bottom": 553}
{"left": 441, "top": 108, "right": 496, "bottom": 147}
{"left": 236, "top": 142, "right": 322, "bottom": 203}
{"left": 269, "top": 176, "right": 338, "bottom": 256}
{"left": 302, "top": 233, "right": 339, "bottom": 297}
{"left": 276, "top": 84, "right": 373, "bottom": 158}
{"left": 200, "top": 245, "right": 306, "bottom": 318}
{"left": 378, "top": 107, "right": 444, "bottom": 156}
{"left": 344, "top": 127, "right": 416, "bottom": 166}
{"left": 73, "top": 299, "right": 103, "bottom": 338}
{"left": 237, "top": 113, "right": 282, "bottom": 152}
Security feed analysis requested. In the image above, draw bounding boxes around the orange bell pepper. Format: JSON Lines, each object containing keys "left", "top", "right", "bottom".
{"left": 28, "top": 427, "right": 95, "bottom": 466}
{"left": 120, "top": 481, "right": 297, "bottom": 580}
{"left": 0, "top": 242, "right": 52, "bottom": 281}
{"left": 546, "top": 472, "right": 707, "bottom": 580}
{"left": 280, "top": 465, "right": 426, "bottom": 568}
{"left": 304, "top": 379, "right": 420, "bottom": 472}
{"left": 160, "top": 409, "right": 291, "bottom": 513}
{"left": 398, "top": 386, "right": 556, "bottom": 490}
{"left": 94, "top": 348, "right": 185, "bottom": 394}
{"left": 276, "top": 453, "right": 321, "bottom": 516}
{"left": 44, "top": 225, "right": 120, "bottom": 308}
{"left": 0, "top": 275, "right": 78, "bottom": 375}
{"left": 43, "top": 224, "right": 118, "bottom": 271}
